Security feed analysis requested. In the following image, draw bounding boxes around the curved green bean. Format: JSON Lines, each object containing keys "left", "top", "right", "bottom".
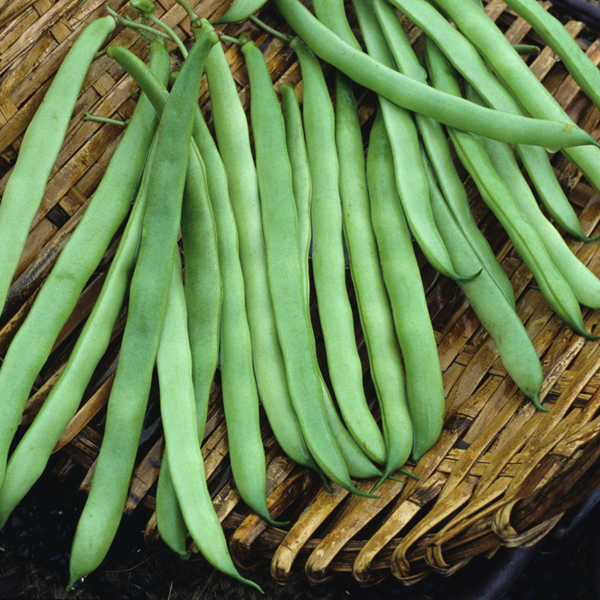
{"left": 271, "top": 0, "right": 597, "bottom": 149}
{"left": 214, "top": 0, "right": 269, "bottom": 23}
{"left": 242, "top": 38, "right": 377, "bottom": 495}
{"left": 430, "top": 0, "right": 600, "bottom": 221}
{"left": 0, "top": 36, "right": 169, "bottom": 493}
{"left": 205, "top": 41, "right": 303, "bottom": 520}
{"left": 0, "top": 132, "right": 158, "bottom": 530}
{"left": 0, "top": 15, "right": 116, "bottom": 317}
{"left": 388, "top": 0, "right": 594, "bottom": 241}
{"left": 351, "top": 0, "right": 473, "bottom": 281}
{"left": 367, "top": 110, "right": 443, "bottom": 464}
{"left": 291, "top": 36, "right": 387, "bottom": 467}
{"left": 337, "top": 86, "right": 416, "bottom": 477}
{"left": 425, "top": 37, "right": 597, "bottom": 341}
{"left": 371, "top": 0, "right": 515, "bottom": 306}
{"left": 279, "top": 83, "right": 312, "bottom": 302}
{"left": 427, "top": 156, "right": 545, "bottom": 407}
{"left": 465, "top": 83, "right": 600, "bottom": 310}
{"left": 66, "top": 22, "right": 218, "bottom": 592}
{"left": 157, "top": 256, "right": 261, "bottom": 591}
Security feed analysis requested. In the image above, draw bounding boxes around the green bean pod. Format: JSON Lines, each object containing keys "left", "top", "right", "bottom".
{"left": 503, "top": 0, "right": 600, "bottom": 113}
{"left": 291, "top": 36, "right": 387, "bottom": 467}
{"left": 388, "top": 0, "right": 593, "bottom": 241}
{"left": 279, "top": 83, "right": 312, "bottom": 302}
{"left": 425, "top": 37, "right": 596, "bottom": 341}
{"left": 465, "top": 84, "right": 600, "bottom": 310}
{"left": 366, "top": 110, "right": 443, "bottom": 464}
{"left": 430, "top": 0, "right": 600, "bottom": 215}
{"left": 214, "top": 0, "right": 268, "bottom": 23}
{"left": 271, "top": 0, "right": 597, "bottom": 149}
{"left": 157, "top": 256, "right": 261, "bottom": 591}
{"left": 336, "top": 85, "right": 418, "bottom": 476}
{"left": 351, "top": 0, "right": 472, "bottom": 281}
{"left": 66, "top": 22, "right": 218, "bottom": 592}
{"left": 0, "top": 15, "right": 116, "bottom": 317}
{"left": 0, "top": 132, "right": 158, "bottom": 530}
{"left": 106, "top": 43, "right": 319, "bottom": 477}
{"left": 242, "top": 38, "right": 376, "bottom": 495}
{"left": 0, "top": 37, "right": 170, "bottom": 492}
{"left": 205, "top": 41, "right": 306, "bottom": 520}
{"left": 372, "top": 0, "right": 515, "bottom": 307}
{"left": 426, "top": 155, "right": 545, "bottom": 406}
{"left": 156, "top": 136, "right": 222, "bottom": 556}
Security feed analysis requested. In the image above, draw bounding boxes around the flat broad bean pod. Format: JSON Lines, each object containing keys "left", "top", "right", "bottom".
{"left": 0, "top": 35, "right": 169, "bottom": 492}
{"left": 66, "top": 21, "right": 218, "bottom": 592}
{"left": 271, "top": 0, "right": 597, "bottom": 149}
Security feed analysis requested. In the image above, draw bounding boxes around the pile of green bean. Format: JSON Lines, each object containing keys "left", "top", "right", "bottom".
{"left": 1, "top": 0, "right": 600, "bottom": 592}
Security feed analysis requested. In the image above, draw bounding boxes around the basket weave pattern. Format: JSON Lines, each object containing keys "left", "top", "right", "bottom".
{"left": 1, "top": 0, "right": 600, "bottom": 586}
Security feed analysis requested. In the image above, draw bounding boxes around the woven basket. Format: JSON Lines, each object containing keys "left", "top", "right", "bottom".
{"left": 2, "top": 0, "right": 600, "bottom": 587}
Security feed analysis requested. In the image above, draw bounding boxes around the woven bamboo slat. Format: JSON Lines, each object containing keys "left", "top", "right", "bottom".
{"left": 1, "top": 0, "right": 600, "bottom": 587}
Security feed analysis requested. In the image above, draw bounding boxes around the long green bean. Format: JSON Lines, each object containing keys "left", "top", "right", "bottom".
{"left": 372, "top": 0, "right": 515, "bottom": 307}
{"left": 157, "top": 255, "right": 261, "bottom": 591}
{"left": 367, "top": 110, "right": 443, "bottom": 464}
{"left": 425, "top": 36, "right": 597, "bottom": 341}
{"left": 0, "top": 36, "right": 169, "bottom": 492}
{"left": 388, "top": 0, "right": 593, "bottom": 241}
{"left": 205, "top": 41, "right": 300, "bottom": 521}
{"left": 271, "top": 0, "right": 597, "bottom": 149}
{"left": 0, "top": 15, "right": 116, "bottom": 317}
{"left": 66, "top": 22, "right": 218, "bottom": 592}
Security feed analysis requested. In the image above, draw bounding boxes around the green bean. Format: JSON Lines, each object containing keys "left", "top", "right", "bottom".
{"left": 156, "top": 134, "right": 222, "bottom": 556}
{"left": 271, "top": 0, "right": 596, "bottom": 149}
{"left": 291, "top": 36, "right": 387, "bottom": 467}
{"left": 371, "top": 0, "right": 514, "bottom": 307}
{"left": 0, "top": 15, "right": 115, "bottom": 318}
{"left": 66, "top": 22, "right": 219, "bottom": 592}
{"left": 503, "top": 0, "right": 600, "bottom": 113}
{"left": 0, "top": 36, "right": 169, "bottom": 493}
{"left": 430, "top": 0, "right": 600, "bottom": 218}
{"left": 107, "top": 42, "right": 319, "bottom": 479}
{"left": 157, "top": 255, "right": 261, "bottom": 591}
{"left": 278, "top": 79, "right": 385, "bottom": 481}
{"left": 425, "top": 36, "right": 597, "bottom": 341}
{"left": 279, "top": 83, "right": 312, "bottom": 301}
{"left": 464, "top": 83, "right": 600, "bottom": 310}
{"left": 336, "top": 85, "right": 417, "bottom": 477}
{"left": 242, "top": 38, "right": 378, "bottom": 494}
{"left": 205, "top": 41, "right": 306, "bottom": 520}
{"left": 366, "top": 110, "right": 443, "bottom": 464}
{"left": 0, "top": 131, "right": 158, "bottom": 531}
{"left": 351, "top": 0, "right": 473, "bottom": 281}
{"left": 214, "top": 0, "right": 269, "bottom": 23}
{"left": 426, "top": 152, "right": 545, "bottom": 407}
{"left": 388, "top": 0, "right": 594, "bottom": 242}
